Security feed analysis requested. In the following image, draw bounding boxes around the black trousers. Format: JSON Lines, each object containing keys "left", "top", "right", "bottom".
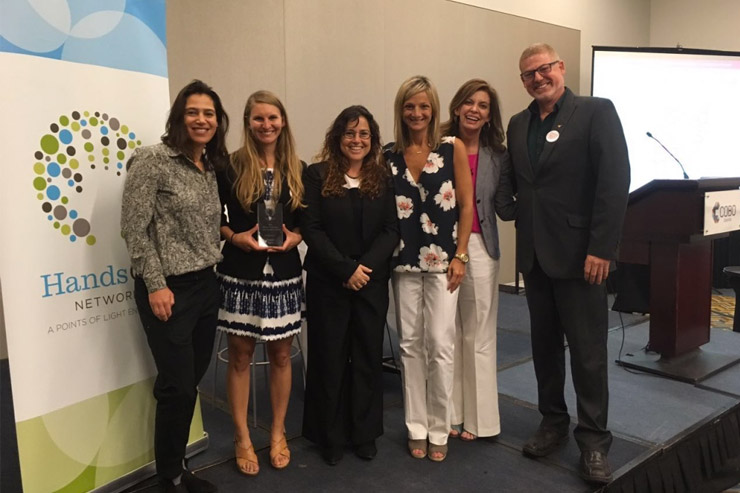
{"left": 522, "top": 256, "right": 613, "bottom": 454}
{"left": 302, "top": 274, "right": 388, "bottom": 449}
{"left": 134, "top": 267, "right": 220, "bottom": 479}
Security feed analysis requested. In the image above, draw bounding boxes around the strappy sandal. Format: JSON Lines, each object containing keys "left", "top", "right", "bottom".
{"left": 270, "top": 435, "right": 291, "bottom": 469}
{"left": 234, "top": 441, "right": 259, "bottom": 476}
{"left": 408, "top": 439, "right": 427, "bottom": 459}
{"left": 449, "top": 423, "right": 463, "bottom": 438}
{"left": 428, "top": 442, "right": 448, "bottom": 462}
{"left": 460, "top": 429, "right": 477, "bottom": 441}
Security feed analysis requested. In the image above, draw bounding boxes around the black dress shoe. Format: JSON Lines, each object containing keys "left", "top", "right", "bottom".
{"left": 322, "top": 446, "right": 344, "bottom": 466}
{"left": 355, "top": 440, "right": 377, "bottom": 460}
{"left": 522, "top": 428, "right": 569, "bottom": 458}
{"left": 181, "top": 469, "right": 218, "bottom": 493}
{"left": 579, "top": 450, "right": 613, "bottom": 484}
{"left": 158, "top": 479, "right": 187, "bottom": 493}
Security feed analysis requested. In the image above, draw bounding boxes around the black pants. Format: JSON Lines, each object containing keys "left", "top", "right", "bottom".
{"left": 302, "top": 274, "right": 388, "bottom": 449}
{"left": 134, "top": 267, "right": 220, "bottom": 479}
{"left": 522, "top": 256, "right": 613, "bottom": 454}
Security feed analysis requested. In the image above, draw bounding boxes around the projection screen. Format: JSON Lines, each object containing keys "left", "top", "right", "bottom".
{"left": 592, "top": 46, "right": 740, "bottom": 192}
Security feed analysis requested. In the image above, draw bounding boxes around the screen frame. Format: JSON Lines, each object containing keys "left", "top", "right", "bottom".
{"left": 591, "top": 45, "right": 740, "bottom": 97}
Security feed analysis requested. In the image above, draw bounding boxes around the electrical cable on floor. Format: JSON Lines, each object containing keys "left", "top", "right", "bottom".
{"left": 616, "top": 310, "right": 660, "bottom": 376}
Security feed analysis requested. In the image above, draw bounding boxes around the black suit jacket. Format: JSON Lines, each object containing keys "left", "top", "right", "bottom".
{"left": 506, "top": 88, "right": 630, "bottom": 279}
{"left": 215, "top": 165, "right": 304, "bottom": 280}
{"left": 301, "top": 161, "right": 399, "bottom": 283}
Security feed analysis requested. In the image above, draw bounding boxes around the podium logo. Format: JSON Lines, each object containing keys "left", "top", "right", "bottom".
{"left": 32, "top": 111, "right": 141, "bottom": 246}
{"left": 712, "top": 202, "right": 738, "bottom": 223}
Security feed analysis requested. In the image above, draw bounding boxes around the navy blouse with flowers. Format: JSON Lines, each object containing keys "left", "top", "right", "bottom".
{"left": 384, "top": 136, "right": 458, "bottom": 273}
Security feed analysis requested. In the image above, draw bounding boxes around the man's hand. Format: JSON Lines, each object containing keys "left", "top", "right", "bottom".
{"left": 584, "top": 255, "right": 610, "bottom": 285}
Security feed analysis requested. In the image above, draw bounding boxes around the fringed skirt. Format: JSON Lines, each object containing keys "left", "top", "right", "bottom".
{"left": 216, "top": 260, "right": 303, "bottom": 341}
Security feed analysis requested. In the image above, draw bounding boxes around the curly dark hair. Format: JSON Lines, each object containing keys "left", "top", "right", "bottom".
{"left": 316, "top": 105, "right": 389, "bottom": 199}
{"left": 162, "top": 79, "right": 230, "bottom": 168}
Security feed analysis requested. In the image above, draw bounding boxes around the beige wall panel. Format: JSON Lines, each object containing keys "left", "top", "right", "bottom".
{"left": 285, "top": 0, "right": 387, "bottom": 161}
{"left": 451, "top": 0, "right": 650, "bottom": 94}
{"left": 381, "top": 0, "right": 449, "bottom": 144}
{"left": 651, "top": 0, "right": 740, "bottom": 51}
{"left": 167, "top": 0, "right": 287, "bottom": 152}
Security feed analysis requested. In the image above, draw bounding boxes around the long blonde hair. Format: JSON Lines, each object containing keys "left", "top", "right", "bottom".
{"left": 230, "top": 90, "right": 304, "bottom": 211}
{"left": 391, "top": 75, "right": 441, "bottom": 153}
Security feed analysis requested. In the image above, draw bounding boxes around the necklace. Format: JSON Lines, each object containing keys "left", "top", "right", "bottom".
{"left": 346, "top": 173, "right": 360, "bottom": 179}
{"left": 410, "top": 143, "right": 429, "bottom": 154}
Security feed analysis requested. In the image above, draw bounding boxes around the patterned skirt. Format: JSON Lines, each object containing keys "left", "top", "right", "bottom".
{"left": 216, "top": 260, "right": 303, "bottom": 341}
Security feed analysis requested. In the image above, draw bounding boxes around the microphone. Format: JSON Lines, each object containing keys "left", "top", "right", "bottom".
{"left": 646, "top": 131, "right": 689, "bottom": 179}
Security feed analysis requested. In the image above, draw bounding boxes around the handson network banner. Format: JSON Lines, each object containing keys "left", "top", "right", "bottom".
{"left": 0, "top": 1, "right": 204, "bottom": 491}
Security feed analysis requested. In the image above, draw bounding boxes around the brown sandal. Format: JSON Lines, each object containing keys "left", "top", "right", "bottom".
{"left": 408, "top": 439, "right": 427, "bottom": 459}
{"left": 234, "top": 442, "right": 259, "bottom": 476}
{"left": 270, "top": 435, "right": 291, "bottom": 469}
{"left": 428, "top": 443, "right": 448, "bottom": 462}
{"left": 460, "top": 430, "right": 477, "bottom": 441}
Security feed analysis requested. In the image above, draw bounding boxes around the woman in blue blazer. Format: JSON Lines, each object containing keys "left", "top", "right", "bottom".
{"left": 301, "top": 106, "right": 399, "bottom": 465}
{"left": 441, "top": 79, "right": 515, "bottom": 441}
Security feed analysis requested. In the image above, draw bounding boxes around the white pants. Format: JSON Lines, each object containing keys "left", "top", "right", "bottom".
{"left": 392, "top": 271, "right": 459, "bottom": 446}
{"left": 452, "top": 233, "right": 500, "bottom": 437}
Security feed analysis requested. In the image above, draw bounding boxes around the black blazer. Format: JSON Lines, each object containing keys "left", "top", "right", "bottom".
{"left": 216, "top": 164, "right": 304, "bottom": 280}
{"left": 301, "top": 162, "right": 399, "bottom": 283}
{"left": 506, "top": 88, "right": 630, "bottom": 279}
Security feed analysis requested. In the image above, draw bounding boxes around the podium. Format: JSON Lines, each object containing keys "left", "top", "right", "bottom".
{"left": 617, "top": 178, "right": 740, "bottom": 382}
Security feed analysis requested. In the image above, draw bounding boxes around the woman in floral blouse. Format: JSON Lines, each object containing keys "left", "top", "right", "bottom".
{"left": 384, "top": 75, "right": 473, "bottom": 462}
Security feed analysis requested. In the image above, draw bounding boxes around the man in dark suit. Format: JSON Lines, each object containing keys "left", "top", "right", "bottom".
{"left": 505, "top": 42, "right": 630, "bottom": 484}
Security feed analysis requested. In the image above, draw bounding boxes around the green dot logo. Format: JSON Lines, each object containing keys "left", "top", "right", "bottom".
{"left": 32, "top": 111, "right": 142, "bottom": 246}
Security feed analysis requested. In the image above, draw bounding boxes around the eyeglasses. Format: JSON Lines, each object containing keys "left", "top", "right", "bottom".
{"left": 342, "top": 130, "right": 371, "bottom": 140}
{"left": 520, "top": 60, "right": 560, "bottom": 82}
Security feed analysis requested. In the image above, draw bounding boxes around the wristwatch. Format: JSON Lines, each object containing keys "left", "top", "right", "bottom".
{"left": 454, "top": 253, "right": 469, "bottom": 264}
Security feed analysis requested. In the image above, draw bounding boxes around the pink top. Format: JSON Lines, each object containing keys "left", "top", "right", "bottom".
{"left": 468, "top": 153, "right": 481, "bottom": 234}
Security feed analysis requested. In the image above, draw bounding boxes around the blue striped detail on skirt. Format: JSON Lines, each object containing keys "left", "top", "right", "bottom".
{"left": 216, "top": 262, "right": 303, "bottom": 341}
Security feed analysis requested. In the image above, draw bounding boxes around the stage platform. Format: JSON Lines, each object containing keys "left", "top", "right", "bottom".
{"left": 2, "top": 292, "right": 740, "bottom": 492}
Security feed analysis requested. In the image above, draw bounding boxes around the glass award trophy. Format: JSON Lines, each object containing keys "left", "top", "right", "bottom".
{"left": 257, "top": 202, "right": 283, "bottom": 247}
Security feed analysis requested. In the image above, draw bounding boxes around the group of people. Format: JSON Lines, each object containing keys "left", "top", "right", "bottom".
{"left": 121, "top": 42, "right": 630, "bottom": 493}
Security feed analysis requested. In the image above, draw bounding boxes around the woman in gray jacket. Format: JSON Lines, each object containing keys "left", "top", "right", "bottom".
{"left": 441, "top": 78, "right": 515, "bottom": 441}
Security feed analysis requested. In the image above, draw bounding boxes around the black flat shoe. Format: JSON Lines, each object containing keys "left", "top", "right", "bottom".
{"left": 522, "top": 427, "right": 569, "bottom": 458}
{"left": 579, "top": 450, "right": 613, "bottom": 484}
{"left": 355, "top": 440, "right": 377, "bottom": 460}
{"left": 321, "top": 446, "right": 344, "bottom": 466}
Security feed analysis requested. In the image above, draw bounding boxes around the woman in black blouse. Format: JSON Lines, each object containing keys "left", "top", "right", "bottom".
{"left": 301, "top": 106, "right": 399, "bottom": 465}
{"left": 216, "top": 91, "right": 304, "bottom": 475}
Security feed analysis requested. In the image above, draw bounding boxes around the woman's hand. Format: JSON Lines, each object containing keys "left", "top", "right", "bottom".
{"left": 446, "top": 257, "right": 466, "bottom": 292}
{"left": 267, "top": 225, "right": 302, "bottom": 253}
{"left": 343, "top": 264, "right": 372, "bottom": 291}
{"left": 232, "top": 224, "right": 267, "bottom": 253}
{"left": 149, "top": 287, "right": 175, "bottom": 322}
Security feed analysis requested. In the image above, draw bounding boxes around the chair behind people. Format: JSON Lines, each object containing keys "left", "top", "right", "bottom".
{"left": 213, "top": 331, "right": 305, "bottom": 425}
